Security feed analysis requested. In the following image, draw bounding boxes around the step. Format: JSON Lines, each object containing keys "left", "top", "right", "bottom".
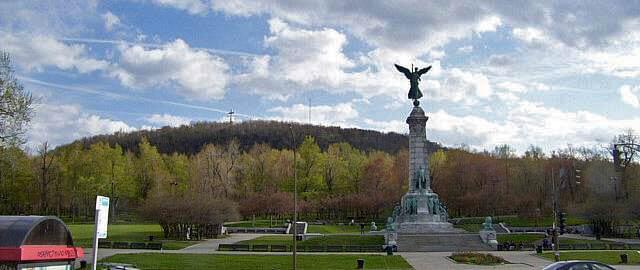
{"left": 396, "top": 233, "right": 494, "bottom": 252}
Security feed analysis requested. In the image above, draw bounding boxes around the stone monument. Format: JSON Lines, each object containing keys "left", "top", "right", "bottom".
{"left": 479, "top": 216, "right": 498, "bottom": 248}
{"left": 389, "top": 64, "right": 458, "bottom": 234}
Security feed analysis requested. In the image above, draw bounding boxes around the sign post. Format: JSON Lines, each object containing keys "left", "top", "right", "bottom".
{"left": 92, "top": 196, "right": 109, "bottom": 270}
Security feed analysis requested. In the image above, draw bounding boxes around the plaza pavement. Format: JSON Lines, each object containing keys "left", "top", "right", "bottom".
{"left": 80, "top": 233, "right": 640, "bottom": 269}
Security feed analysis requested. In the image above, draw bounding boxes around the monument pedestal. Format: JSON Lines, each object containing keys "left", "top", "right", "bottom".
{"left": 388, "top": 104, "right": 458, "bottom": 234}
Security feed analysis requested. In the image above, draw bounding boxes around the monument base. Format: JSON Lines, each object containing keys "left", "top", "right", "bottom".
{"left": 395, "top": 221, "right": 463, "bottom": 234}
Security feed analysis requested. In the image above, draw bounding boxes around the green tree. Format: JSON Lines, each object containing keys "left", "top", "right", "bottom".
{"left": 0, "top": 146, "right": 34, "bottom": 214}
{"left": 135, "top": 137, "right": 169, "bottom": 199}
{"left": 295, "top": 136, "right": 326, "bottom": 197}
{"left": 0, "top": 52, "right": 33, "bottom": 147}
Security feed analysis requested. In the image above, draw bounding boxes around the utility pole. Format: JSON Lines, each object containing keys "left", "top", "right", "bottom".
{"left": 552, "top": 167, "right": 560, "bottom": 262}
{"left": 228, "top": 110, "right": 235, "bottom": 124}
{"left": 289, "top": 125, "right": 298, "bottom": 270}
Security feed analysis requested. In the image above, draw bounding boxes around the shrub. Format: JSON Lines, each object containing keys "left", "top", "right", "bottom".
{"left": 450, "top": 252, "right": 507, "bottom": 265}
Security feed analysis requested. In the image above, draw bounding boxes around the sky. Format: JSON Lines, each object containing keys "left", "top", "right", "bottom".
{"left": 2, "top": 0, "right": 640, "bottom": 153}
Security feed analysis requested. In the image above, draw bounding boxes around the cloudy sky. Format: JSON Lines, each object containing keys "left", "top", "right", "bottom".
{"left": 2, "top": 1, "right": 640, "bottom": 152}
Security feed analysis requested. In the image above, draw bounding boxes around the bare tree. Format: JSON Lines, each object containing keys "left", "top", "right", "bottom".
{"left": 38, "top": 142, "right": 55, "bottom": 213}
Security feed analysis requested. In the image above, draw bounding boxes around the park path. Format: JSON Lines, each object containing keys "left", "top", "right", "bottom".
{"left": 400, "top": 251, "right": 640, "bottom": 270}
{"left": 400, "top": 251, "right": 549, "bottom": 270}
{"left": 79, "top": 233, "right": 265, "bottom": 263}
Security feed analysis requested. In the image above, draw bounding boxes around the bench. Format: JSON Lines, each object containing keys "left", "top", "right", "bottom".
{"left": 146, "top": 242, "right": 163, "bottom": 250}
{"left": 572, "top": 243, "right": 589, "bottom": 250}
{"left": 609, "top": 243, "right": 627, "bottom": 250}
{"left": 251, "top": 245, "right": 269, "bottom": 252}
{"left": 270, "top": 245, "right": 288, "bottom": 252}
{"left": 589, "top": 243, "right": 608, "bottom": 250}
{"left": 112, "top": 242, "right": 130, "bottom": 249}
{"left": 306, "top": 245, "right": 325, "bottom": 252}
{"left": 360, "top": 245, "right": 383, "bottom": 252}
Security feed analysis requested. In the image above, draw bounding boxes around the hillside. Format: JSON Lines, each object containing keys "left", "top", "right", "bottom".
{"left": 69, "top": 120, "right": 443, "bottom": 155}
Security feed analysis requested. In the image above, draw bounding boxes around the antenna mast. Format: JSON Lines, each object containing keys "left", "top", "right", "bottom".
{"left": 227, "top": 110, "right": 235, "bottom": 124}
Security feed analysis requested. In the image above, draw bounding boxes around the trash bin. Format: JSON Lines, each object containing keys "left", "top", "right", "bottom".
{"left": 621, "top": 253, "right": 628, "bottom": 264}
{"left": 357, "top": 259, "right": 365, "bottom": 269}
{"left": 536, "top": 245, "right": 543, "bottom": 254}
{"left": 0, "top": 216, "right": 84, "bottom": 270}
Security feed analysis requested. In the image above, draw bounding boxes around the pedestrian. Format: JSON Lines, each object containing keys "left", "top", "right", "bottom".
{"left": 360, "top": 223, "right": 365, "bottom": 235}
{"left": 637, "top": 226, "right": 640, "bottom": 240}
{"left": 542, "top": 238, "right": 550, "bottom": 249}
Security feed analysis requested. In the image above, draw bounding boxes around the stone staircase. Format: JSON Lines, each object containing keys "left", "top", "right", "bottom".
{"left": 396, "top": 233, "right": 495, "bottom": 252}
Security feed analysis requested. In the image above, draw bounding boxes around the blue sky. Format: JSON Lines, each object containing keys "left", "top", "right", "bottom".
{"left": 2, "top": 1, "right": 640, "bottom": 153}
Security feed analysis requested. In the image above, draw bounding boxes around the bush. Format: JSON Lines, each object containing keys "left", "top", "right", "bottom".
{"left": 141, "top": 193, "right": 240, "bottom": 240}
{"left": 449, "top": 252, "right": 507, "bottom": 265}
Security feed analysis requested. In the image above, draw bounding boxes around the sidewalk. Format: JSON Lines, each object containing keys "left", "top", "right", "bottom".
{"left": 401, "top": 251, "right": 549, "bottom": 270}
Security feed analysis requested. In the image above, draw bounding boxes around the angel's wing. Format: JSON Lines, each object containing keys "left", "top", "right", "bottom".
{"left": 416, "top": 66, "right": 432, "bottom": 77}
{"left": 394, "top": 64, "right": 411, "bottom": 79}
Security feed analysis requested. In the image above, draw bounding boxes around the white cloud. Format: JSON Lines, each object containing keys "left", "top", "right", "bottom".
{"left": 361, "top": 102, "right": 640, "bottom": 153}
{"left": 497, "top": 81, "right": 526, "bottom": 93}
{"left": 0, "top": 33, "right": 109, "bottom": 73}
{"left": 474, "top": 16, "right": 502, "bottom": 33}
{"left": 513, "top": 27, "right": 549, "bottom": 44}
{"left": 0, "top": 0, "right": 99, "bottom": 36}
{"left": 151, "top": 0, "right": 208, "bottom": 14}
{"left": 234, "top": 19, "right": 354, "bottom": 99}
{"left": 620, "top": 85, "right": 640, "bottom": 108}
{"left": 28, "top": 103, "right": 135, "bottom": 148}
{"left": 112, "top": 39, "right": 230, "bottom": 100}
{"left": 430, "top": 68, "right": 492, "bottom": 105}
{"left": 182, "top": 1, "right": 504, "bottom": 55}
{"left": 145, "top": 114, "right": 192, "bottom": 127}
{"left": 267, "top": 102, "right": 359, "bottom": 127}
{"left": 362, "top": 119, "right": 407, "bottom": 134}
{"left": 102, "top": 11, "right": 121, "bottom": 32}
{"left": 458, "top": 45, "right": 473, "bottom": 54}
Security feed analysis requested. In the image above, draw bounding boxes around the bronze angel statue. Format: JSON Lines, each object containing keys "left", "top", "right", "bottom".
{"left": 394, "top": 64, "right": 432, "bottom": 101}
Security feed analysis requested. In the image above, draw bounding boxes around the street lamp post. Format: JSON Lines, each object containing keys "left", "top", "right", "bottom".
{"left": 289, "top": 125, "right": 297, "bottom": 270}
{"left": 552, "top": 167, "right": 560, "bottom": 262}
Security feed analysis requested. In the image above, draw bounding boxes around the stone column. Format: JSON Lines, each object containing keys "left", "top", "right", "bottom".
{"left": 406, "top": 105, "right": 431, "bottom": 192}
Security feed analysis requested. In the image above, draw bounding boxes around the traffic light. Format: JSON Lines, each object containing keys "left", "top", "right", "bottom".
{"left": 558, "top": 212, "right": 567, "bottom": 235}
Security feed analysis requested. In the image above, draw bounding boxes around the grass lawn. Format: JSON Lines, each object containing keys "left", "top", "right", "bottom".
{"left": 454, "top": 223, "right": 483, "bottom": 233}
{"left": 539, "top": 251, "right": 640, "bottom": 265}
{"left": 496, "top": 233, "right": 617, "bottom": 247}
{"left": 558, "top": 238, "right": 614, "bottom": 245}
{"left": 501, "top": 216, "right": 587, "bottom": 227}
{"left": 306, "top": 224, "right": 362, "bottom": 234}
{"left": 68, "top": 224, "right": 200, "bottom": 250}
{"left": 101, "top": 253, "right": 413, "bottom": 270}
{"left": 497, "top": 233, "right": 545, "bottom": 244}
{"left": 237, "top": 235, "right": 384, "bottom": 246}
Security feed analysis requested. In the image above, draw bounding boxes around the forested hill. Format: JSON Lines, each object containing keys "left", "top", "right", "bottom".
{"left": 68, "top": 120, "right": 442, "bottom": 155}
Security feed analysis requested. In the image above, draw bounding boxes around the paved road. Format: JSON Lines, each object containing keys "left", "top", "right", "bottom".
{"left": 401, "top": 251, "right": 640, "bottom": 270}
{"left": 401, "top": 251, "right": 548, "bottom": 270}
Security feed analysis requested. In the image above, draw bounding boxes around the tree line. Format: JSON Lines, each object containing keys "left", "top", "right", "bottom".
{"left": 1, "top": 133, "right": 638, "bottom": 228}
{"left": 76, "top": 120, "right": 437, "bottom": 156}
